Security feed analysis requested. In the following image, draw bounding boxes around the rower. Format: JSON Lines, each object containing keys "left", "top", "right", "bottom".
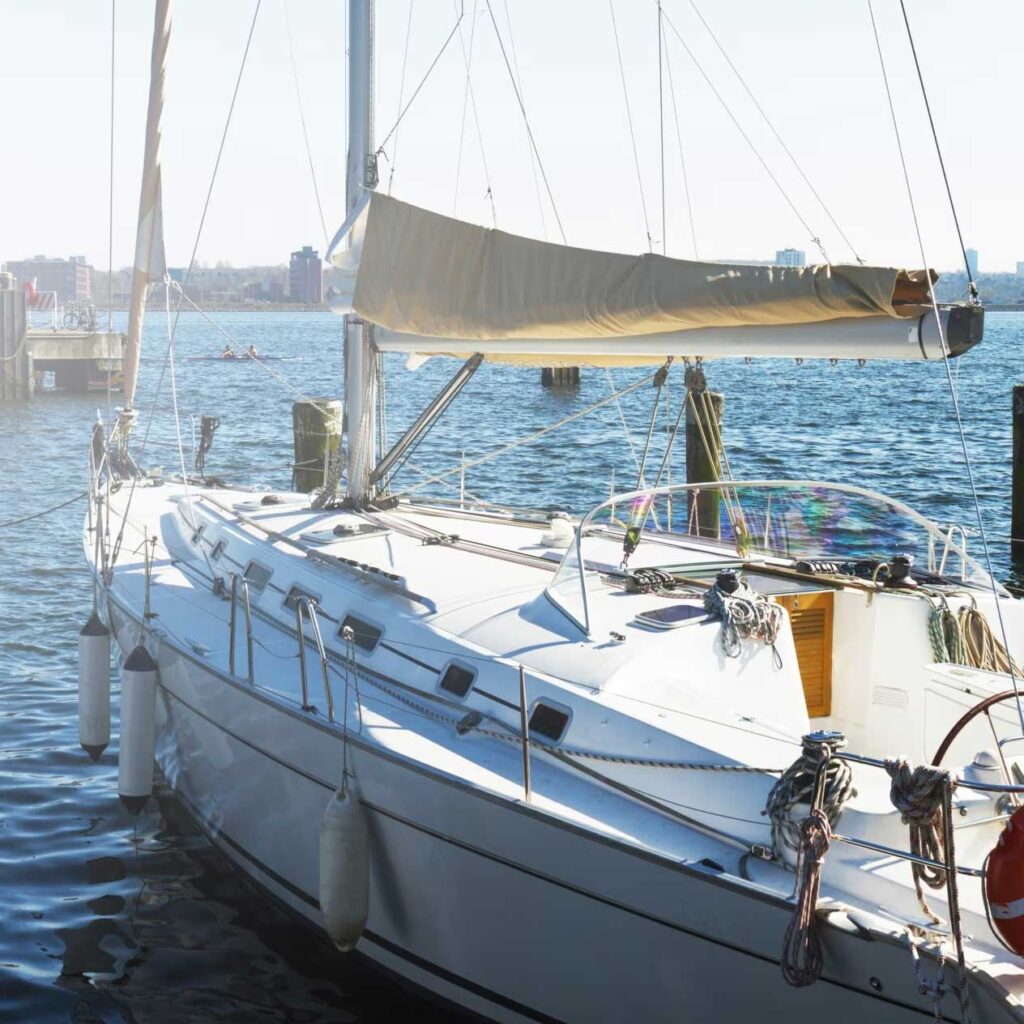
{"left": 222, "top": 344, "right": 236, "bottom": 360}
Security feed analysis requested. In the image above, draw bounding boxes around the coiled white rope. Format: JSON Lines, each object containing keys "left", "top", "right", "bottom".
{"left": 702, "top": 578, "right": 783, "bottom": 664}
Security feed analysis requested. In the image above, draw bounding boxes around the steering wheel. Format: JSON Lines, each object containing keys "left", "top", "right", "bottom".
{"left": 931, "top": 689, "right": 1019, "bottom": 766}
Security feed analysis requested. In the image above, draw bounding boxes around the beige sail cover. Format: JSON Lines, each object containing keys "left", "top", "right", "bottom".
{"left": 351, "top": 193, "right": 932, "bottom": 342}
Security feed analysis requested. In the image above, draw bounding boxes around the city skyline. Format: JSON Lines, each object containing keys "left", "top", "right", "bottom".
{"left": 3, "top": 1, "right": 1023, "bottom": 273}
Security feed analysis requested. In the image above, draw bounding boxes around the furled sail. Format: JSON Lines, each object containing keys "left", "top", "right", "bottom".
{"left": 330, "top": 193, "right": 983, "bottom": 364}
{"left": 354, "top": 193, "right": 935, "bottom": 334}
{"left": 123, "top": 0, "right": 171, "bottom": 409}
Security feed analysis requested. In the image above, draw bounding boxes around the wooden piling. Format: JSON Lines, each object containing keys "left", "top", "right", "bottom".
{"left": 292, "top": 398, "right": 343, "bottom": 493}
{"left": 541, "top": 366, "right": 580, "bottom": 387}
{"left": 1012, "top": 385, "right": 1024, "bottom": 553}
{"left": 0, "top": 283, "right": 30, "bottom": 400}
{"left": 685, "top": 389, "right": 723, "bottom": 539}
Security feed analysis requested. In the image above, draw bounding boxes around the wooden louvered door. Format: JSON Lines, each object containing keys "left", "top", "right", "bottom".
{"left": 775, "top": 591, "right": 834, "bottom": 718}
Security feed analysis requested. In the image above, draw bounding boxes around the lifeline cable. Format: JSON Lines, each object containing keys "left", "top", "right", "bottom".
{"left": 0, "top": 491, "right": 87, "bottom": 530}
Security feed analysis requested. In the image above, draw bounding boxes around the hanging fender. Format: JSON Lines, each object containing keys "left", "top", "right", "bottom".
{"left": 319, "top": 785, "right": 370, "bottom": 952}
{"left": 986, "top": 806, "right": 1024, "bottom": 956}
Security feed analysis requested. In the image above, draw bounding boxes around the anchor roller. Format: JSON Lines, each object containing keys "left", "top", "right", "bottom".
{"left": 78, "top": 610, "right": 111, "bottom": 761}
{"left": 118, "top": 643, "right": 158, "bottom": 815}
{"left": 318, "top": 786, "right": 369, "bottom": 951}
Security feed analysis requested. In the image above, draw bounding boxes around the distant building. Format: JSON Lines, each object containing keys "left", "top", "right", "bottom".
{"left": 774, "top": 248, "right": 806, "bottom": 268}
{"left": 242, "top": 279, "right": 286, "bottom": 303}
{"left": 966, "top": 248, "right": 979, "bottom": 276}
{"left": 4, "top": 255, "right": 92, "bottom": 301}
{"left": 1016, "top": 261, "right": 1024, "bottom": 277}
{"left": 289, "top": 246, "right": 322, "bottom": 303}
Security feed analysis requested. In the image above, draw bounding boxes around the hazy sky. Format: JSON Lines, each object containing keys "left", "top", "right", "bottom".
{"left": 2, "top": 0, "right": 1021, "bottom": 276}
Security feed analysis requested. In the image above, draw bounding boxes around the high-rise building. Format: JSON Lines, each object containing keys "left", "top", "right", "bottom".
{"left": 3, "top": 255, "right": 92, "bottom": 301}
{"left": 774, "top": 248, "right": 806, "bottom": 268}
{"left": 289, "top": 246, "right": 323, "bottom": 304}
{"left": 966, "top": 248, "right": 979, "bottom": 276}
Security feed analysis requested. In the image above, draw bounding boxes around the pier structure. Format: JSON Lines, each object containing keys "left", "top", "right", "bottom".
{"left": 29, "top": 329, "right": 124, "bottom": 393}
{"left": 0, "top": 279, "right": 125, "bottom": 398}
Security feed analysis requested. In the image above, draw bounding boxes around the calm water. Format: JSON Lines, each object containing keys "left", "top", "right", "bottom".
{"left": 1, "top": 309, "right": 1021, "bottom": 1022}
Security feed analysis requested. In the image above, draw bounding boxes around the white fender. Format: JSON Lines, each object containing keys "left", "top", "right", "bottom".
{"left": 318, "top": 785, "right": 369, "bottom": 951}
{"left": 118, "top": 643, "right": 158, "bottom": 815}
{"left": 78, "top": 610, "right": 111, "bottom": 761}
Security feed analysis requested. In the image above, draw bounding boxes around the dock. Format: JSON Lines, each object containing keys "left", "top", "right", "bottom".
{"left": 0, "top": 283, "right": 124, "bottom": 398}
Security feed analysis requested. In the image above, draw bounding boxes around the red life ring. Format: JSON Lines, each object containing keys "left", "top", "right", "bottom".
{"left": 986, "top": 806, "right": 1024, "bottom": 955}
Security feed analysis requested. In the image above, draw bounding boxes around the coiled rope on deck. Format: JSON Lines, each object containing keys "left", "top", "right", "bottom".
{"left": 765, "top": 735, "right": 854, "bottom": 856}
{"left": 703, "top": 578, "right": 784, "bottom": 664}
{"left": 928, "top": 597, "right": 1021, "bottom": 675}
{"left": 767, "top": 736, "right": 852, "bottom": 987}
{"left": 884, "top": 759, "right": 949, "bottom": 926}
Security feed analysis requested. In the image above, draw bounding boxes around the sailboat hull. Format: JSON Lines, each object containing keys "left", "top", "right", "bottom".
{"left": 105, "top": 597, "right": 1020, "bottom": 1024}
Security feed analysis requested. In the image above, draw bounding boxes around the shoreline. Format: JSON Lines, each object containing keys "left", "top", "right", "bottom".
{"left": 116, "top": 302, "right": 331, "bottom": 313}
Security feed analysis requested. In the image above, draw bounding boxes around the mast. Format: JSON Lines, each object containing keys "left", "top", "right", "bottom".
{"left": 344, "top": 0, "right": 377, "bottom": 502}
{"left": 123, "top": 0, "right": 170, "bottom": 410}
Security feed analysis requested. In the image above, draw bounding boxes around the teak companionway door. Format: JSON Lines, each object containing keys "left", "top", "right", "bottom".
{"left": 776, "top": 591, "right": 834, "bottom": 718}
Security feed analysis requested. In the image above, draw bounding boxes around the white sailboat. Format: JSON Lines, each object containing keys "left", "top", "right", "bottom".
{"left": 82, "top": 3, "right": 1024, "bottom": 1021}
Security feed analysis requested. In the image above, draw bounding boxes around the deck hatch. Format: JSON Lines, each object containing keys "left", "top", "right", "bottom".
{"left": 340, "top": 614, "right": 382, "bottom": 653}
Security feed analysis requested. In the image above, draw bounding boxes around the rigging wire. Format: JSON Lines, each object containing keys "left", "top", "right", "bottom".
{"left": 387, "top": 0, "right": 414, "bottom": 196}
{"left": 499, "top": 0, "right": 548, "bottom": 241}
{"left": 111, "top": 2, "right": 262, "bottom": 567}
{"left": 454, "top": 0, "right": 497, "bottom": 226}
{"left": 662, "top": 27, "right": 698, "bottom": 259}
{"left": 376, "top": 5, "right": 465, "bottom": 159}
{"left": 173, "top": 0, "right": 262, "bottom": 322}
{"left": 609, "top": 0, "right": 653, "bottom": 252}
{"left": 866, "top": 0, "right": 1023, "bottom": 735}
{"left": 608, "top": 366, "right": 666, "bottom": 531}
{"left": 106, "top": 0, "right": 116, "bottom": 417}
{"left": 452, "top": 0, "right": 481, "bottom": 217}
{"left": 283, "top": 0, "right": 329, "bottom": 247}
{"left": 486, "top": 0, "right": 567, "bottom": 244}
{"left": 897, "top": 0, "right": 977, "bottom": 298}
{"left": 395, "top": 372, "right": 653, "bottom": 497}
{"left": 164, "top": 282, "right": 198, "bottom": 531}
{"left": 167, "top": 282, "right": 334, "bottom": 414}
{"left": 657, "top": 1, "right": 666, "bottom": 255}
{"left": 660, "top": 8, "right": 829, "bottom": 264}
{"left": 605, "top": 369, "right": 647, "bottom": 477}
{"left": 683, "top": 0, "right": 863, "bottom": 265}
